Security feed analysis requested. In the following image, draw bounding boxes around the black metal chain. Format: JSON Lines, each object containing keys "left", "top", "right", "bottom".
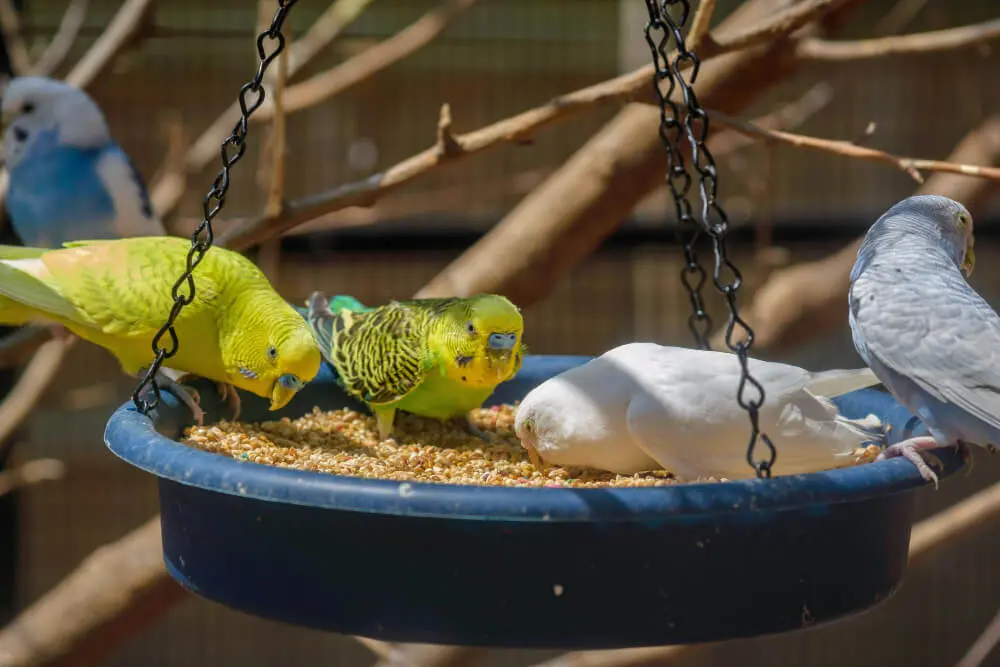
{"left": 642, "top": 0, "right": 777, "bottom": 478}
{"left": 131, "top": 0, "right": 298, "bottom": 414}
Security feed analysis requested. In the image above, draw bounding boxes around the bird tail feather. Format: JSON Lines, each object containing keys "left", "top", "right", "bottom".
{"left": 805, "top": 367, "right": 880, "bottom": 398}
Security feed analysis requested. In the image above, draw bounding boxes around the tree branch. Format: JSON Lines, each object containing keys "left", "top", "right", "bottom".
{"left": 0, "top": 0, "right": 31, "bottom": 75}
{"left": 686, "top": 0, "right": 717, "bottom": 51}
{"left": 0, "top": 517, "right": 187, "bottom": 667}
{"left": 0, "top": 458, "right": 65, "bottom": 498}
{"left": 64, "top": 0, "right": 156, "bottom": 89}
{"left": 0, "top": 336, "right": 76, "bottom": 453}
{"left": 149, "top": 0, "right": 456, "bottom": 220}
{"left": 798, "top": 17, "right": 1000, "bottom": 61}
{"left": 958, "top": 607, "right": 1000, "bottom": 667}
{"left": 717, "top": 114, "right": 1000, "bottom": 353}
{"left": 709, "top": 110, "right": 1000, "bottom": 183}
{"left": 219, "top": 0, "right": 862, "bottom": 251}
{"left": 29, "top": 0, "right": 91, "bottom": 77}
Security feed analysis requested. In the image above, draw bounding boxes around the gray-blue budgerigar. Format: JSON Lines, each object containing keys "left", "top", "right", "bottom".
{"left": 0, "top": 77, "right": 165, "bottom": 247}
{"left": 849, "top": 194, "right": 987, "bottom": 486}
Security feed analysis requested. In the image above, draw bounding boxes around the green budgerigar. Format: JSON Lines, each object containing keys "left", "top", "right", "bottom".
{"left": 304, "top": 291, "right": 527, "bottom": 441}
{"left": 0, "top": 236, "right": 322, "bottom": 424}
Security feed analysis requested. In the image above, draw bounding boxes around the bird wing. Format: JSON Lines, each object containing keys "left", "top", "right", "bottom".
{"left": 0, "top": 238, "right": 211, "bottom": 338}
{"left": 328, "top": 300, "right": 431, "bottom": 405}
{"left": 95, "top": 147, "right": 166, "bottom": 237}
{"left": 851, "top": 266, "right": 1000, "bottom": 432}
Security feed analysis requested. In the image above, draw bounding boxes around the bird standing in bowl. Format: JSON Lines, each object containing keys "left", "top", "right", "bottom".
{"left": 304, "top": 292, "right": 527, "bottom": 442}
{"left": 849, "top": 194, "right": 994, "bottom": 487}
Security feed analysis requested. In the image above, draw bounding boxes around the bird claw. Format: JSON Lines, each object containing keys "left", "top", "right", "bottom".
{"left": 216, "top": 382, "right": 241, "bottom": 422}
{"left": 876, "top": 436, "right": 943, "bottom": 489}
{"left": 155, "top": 373, "right": 205, "bottom": 427}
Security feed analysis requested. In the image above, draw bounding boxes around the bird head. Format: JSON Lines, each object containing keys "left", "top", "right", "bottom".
{"left": 1, "top": 77, "right": 111, "bottom": 169}
{"left": 441, "top": 294, "right": 526, "bottom": 387}
{"left": 223, "top": 301, "right": 322, "bottom": 411}
{"left": 867, "top": 194, "right": 976, "bottom": 279}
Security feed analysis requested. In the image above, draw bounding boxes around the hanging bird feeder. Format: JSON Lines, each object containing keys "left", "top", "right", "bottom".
{"left": 103, "top": 0, "right": 963, "bottom": 650}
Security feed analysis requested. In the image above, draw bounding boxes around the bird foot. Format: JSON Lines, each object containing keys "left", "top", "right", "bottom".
{"left": 155, "top": 372, "right": 206, "bottom": 427}
{"left": 46, "top": 323, "right": 73, "bottom": 342}
{"left": 460, "top": 416, "right": 499, "bottom": 444}
{"left": 877, "top": 435, "right": 944, "bottom": 489}
{"left": 216, "top": 382, "right": 241, "bottom": 422}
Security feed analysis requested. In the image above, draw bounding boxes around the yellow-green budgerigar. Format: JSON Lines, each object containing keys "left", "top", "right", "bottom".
{"left": 0, "top": 236, "right": 321, "bottom": 424}
{"left": 304, "top": 291, "right": 527, "bottom": 441}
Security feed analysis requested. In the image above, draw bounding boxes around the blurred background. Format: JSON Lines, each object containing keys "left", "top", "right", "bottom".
{"left": 3, "top": 0, "right": 1000, "bottom": 665}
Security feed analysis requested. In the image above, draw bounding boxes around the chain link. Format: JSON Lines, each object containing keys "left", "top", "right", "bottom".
{"left": 131, "top": 0, "right": 297, "bottom": 414}
{"left": 642, "top": 0, "right": 777, "bottom": 478}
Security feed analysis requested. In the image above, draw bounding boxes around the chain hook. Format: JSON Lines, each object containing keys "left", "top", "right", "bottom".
{"left": 642, "top": 0, "right": 776, "bottom": 478}
{"left": 131, "top": 0, "right": 298, "bottom": 415}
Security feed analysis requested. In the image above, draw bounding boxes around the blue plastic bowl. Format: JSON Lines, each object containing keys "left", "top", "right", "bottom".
{"left": 104, "top": 355, "right": 961, "bottom": 649}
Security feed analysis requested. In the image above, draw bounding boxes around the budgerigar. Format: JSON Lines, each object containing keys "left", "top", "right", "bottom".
{"left": 1, "top": 76, "right": 164, "bottom": 246}
{"left": 0, "top": 236, "right": 321, "bottom": 424}
{"left": 304, "top": 291, "right": 526, "bottom": 441}
{"left": 849, "top": 194, "right": 994, "bottom": 487}
{"left": 513, "top": 343, "right": 885, "bottom": 480}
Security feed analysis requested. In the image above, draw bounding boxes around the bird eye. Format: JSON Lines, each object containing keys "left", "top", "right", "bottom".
{"left": 466, "top": 321, "right": 476, "bottom": 335}
{"left": 266, "top": 345, "right": 278, "bottom": 361}
{"left": 21, "top": 102, "right": 33, "bottom": 114}
{"left": 959, "top": 214, "right": 969, "bottom": 227}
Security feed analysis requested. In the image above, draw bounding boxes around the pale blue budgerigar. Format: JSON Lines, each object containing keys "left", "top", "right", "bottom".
{"left": 849, "top": 194, "right": 988, "bottom": 487}
{"left": 1, "top": 77, "right": 165, "bottom": 247}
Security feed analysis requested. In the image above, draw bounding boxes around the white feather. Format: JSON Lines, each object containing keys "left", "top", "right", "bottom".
{"left": 515, "top": 343, "right": 884, "bottom": 480}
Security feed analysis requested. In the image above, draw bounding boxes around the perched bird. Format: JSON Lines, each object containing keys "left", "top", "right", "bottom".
{"left": 513, "top": 342, "right": 885, "bottom": 480}
{"left": 304, "top": 291, "right": 526, "bottom": 441}
{"left": 0, "top": 236, "right": 321, "bottom": 424}
{"left": 1, "top": 76, "right": 164, "bottom": 247}
{"left": 849, "top": 194, "right": 991, "bottom": 487}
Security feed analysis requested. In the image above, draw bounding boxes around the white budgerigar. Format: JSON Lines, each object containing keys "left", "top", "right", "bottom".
{"left": 849, "top": 194, "right": 993, "bottom": 486}
{"left": 513, "top": 343, "right": 885, "bottom": 480}
{"left": 1, "top": 76, "right": 165, "bottom": 246}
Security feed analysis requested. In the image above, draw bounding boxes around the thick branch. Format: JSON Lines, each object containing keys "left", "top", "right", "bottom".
{"left": 65, "top": 0, "right": 156, "bottom": 89}
{"left": 709, "top": 110, "right": 1000, "bottom": 183}
{"left": 798, "top": 17, "right": 1000, "bottom": 61}
{"left": 0, "top": 517, "right": 186, "bottom": 667}
{"left": 218, "top": 0, "right": 862, "bottom": 250}
{"left": 29, "top": 0, "right": 91, "bottom": 77}
{"left": 719, "top": 115, "right": 1000, "bottom": 353}
{"left": 412, "top": 0, "right": 865, "bottom": 304}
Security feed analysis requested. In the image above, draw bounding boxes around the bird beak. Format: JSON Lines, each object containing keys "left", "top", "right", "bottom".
{"left": 270, "top": 373, "right": 305, "bottom": 410}
{"left": 517, "top": 420, "right": 545, "bottom": 470}
{"left": 962, "top": 240, "right": 975, "bottom": 278}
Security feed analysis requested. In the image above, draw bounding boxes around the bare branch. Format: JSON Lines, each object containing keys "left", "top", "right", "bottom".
{"left": 373, "top": 645, "right": 483, "bottom": 667}
{"left": 798, "top": 17, "right": 1000, "bottom": 61}
{"left": 0, "top": 516, "right": 187, "bottom": 667}
{"left": 0, "top": 326, "right": 55, "bottom": 371}
{"left": 0, "top": 458, "right": 65, "bottom": 498}
{"left": 276, "top": 0, "right": 479, "bottom": 118}
{"left": 147, "top": 0, "right": 374, "bottom": 218}
{"left": 718, "top": 115, "right": 1000, "bottom": 353}
{"left": 212, "top": 0, "right": 860, "bottom": 249}
{"left": 687, "top": 0, "right": 717, "bottom": 51}
{"left": 709, "top": 110, "right": 1000, "bottom": 183}
{"left": 0, "top": 336, "right": 76, "bottom": 449}
{"left": 354, "top": 637, "right": 393, "bottom": 659}
{"left": 530, "top": 647, "right": 693, "bottom": 667}
{"left": 873, "top": 0, "right": 930, "bottom": 36}
{"left": 708, "top": 82, "right": 833, "bottom": 155}
{"left": 65, "top": 0, "right": 156, "bottom": 90}
{"left": 0, "top": 0, "right": 30, "bottom": 74}
{"left": 957, "top": 608, "right": 1000, "bottom": 667}
{"left": 150, "top": 0, "right": 463, "bottom": 220}
{"left": 29, "top": 0, "right": 91, "bottom": 77}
